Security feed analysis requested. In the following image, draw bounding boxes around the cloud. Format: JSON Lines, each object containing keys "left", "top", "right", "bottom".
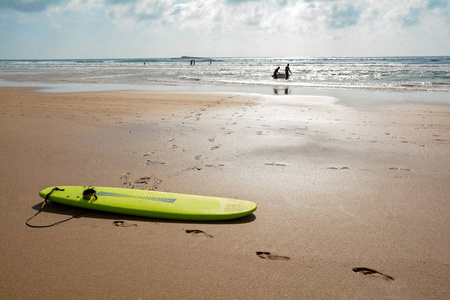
{"left": 4, "top": 0, "right": 445, "bottom": 34}
{"left": 93, "top": 0, "right": 450, "bottom": 54}
{"left": 101, "top": 0, "right": 172, "bottom": 33}
{"left": 104, "top": 0, "right": 141, "bottom": 3}
{"left": 401, "top": 6, "right": 421, "bottom": 27}
{"left": 124, "top": 0, "right": 171, "bottom": 21}
{"left": 50, "top": 22, "right": 62, "bottom": 28}
{"left": 225, "top": 0, "right": 261, "bottom": 3}
{"left": 426, "top": 0, "right": 449, "bottom": 9}
{"left": 1, "top": 0, "right": 449, "bottom": 58}
{"left": 276, "top": 0, "right": 288, "bottom": 5}
{"left": 327, "top": 3, "right": 361, "bottom": 28}
{"left": 0, "top": 0, "right": 70, "bottom": 12}
{"left": 166, "top": 0, "right": 232, "bottom": 36}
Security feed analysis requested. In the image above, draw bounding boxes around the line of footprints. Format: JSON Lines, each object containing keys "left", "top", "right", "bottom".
{"left": 113, "top": 222, "right": 394, "bottom": 281}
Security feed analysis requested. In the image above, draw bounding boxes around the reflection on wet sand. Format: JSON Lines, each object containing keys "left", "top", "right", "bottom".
{"left": 273, "top": 87, "right": 292, "bottom": 95}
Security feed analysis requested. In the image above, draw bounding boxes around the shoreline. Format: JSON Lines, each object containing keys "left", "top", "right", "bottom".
{"left": 1, "top": 87, "right": 449, "bottom": 299}
{"left": 1, "top": 80, "right": 449, "bottom": 108}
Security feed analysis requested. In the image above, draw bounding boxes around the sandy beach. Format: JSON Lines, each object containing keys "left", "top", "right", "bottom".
{"left": 1, "top": 87, "right": 449, "bottom": 299}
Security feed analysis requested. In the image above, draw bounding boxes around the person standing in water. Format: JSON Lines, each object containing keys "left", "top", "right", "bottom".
{"left": 285, "top": 64, "right": 292, "bottom": 79}
{"left": 273, "top": 67, "right": 281, "bottom": 79}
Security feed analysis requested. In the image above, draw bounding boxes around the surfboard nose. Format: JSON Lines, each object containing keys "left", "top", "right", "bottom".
{"left": 39, "top": 187, "right": 58, "bottom": 199}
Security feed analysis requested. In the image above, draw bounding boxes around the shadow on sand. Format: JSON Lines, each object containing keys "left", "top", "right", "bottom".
{"left": 28, "top": 200, "right": 256, "bottom": 227}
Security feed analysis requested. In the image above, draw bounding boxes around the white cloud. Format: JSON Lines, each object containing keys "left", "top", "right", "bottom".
{"left": 1, "top": 0, "right": 449, "bottom": 58}
{"left": 167, "top": 0, "right": 218, "bottom": 30}
{"left": 49, "top": 22, "right": 62, "bottom": 28}
{"left": 0, "top": 0, "right": 69, "bottom": 12}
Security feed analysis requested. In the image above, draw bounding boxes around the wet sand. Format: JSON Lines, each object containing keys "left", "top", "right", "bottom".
{"left": 1, "top": 87, "right": 449, "bottom": 299}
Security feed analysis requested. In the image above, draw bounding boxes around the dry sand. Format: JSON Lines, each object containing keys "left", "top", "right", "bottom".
{"left": 1, "top": 87, "right": 449, "bottom": 299}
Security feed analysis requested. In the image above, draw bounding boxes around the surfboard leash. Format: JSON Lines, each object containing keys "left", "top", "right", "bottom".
{"left": 26, "top": 187, "right": 87, "bottom": 228}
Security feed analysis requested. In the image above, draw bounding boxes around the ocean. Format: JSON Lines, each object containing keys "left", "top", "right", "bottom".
{"left": 1, "top": 56, "right": 449, "bottom": 106}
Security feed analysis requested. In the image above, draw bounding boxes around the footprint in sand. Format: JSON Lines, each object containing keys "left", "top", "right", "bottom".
{"left": 185, "top": 229, "right": 213, "bottom": 238}
{"left": 256, "top": 252, "right": 290, "bottom": 261}
{"left": 204, "top": 163, "right": 225, "bottom": 167}
{"left": 120, "top": 173, "right": 130, "bottom": 180}
{"left": 133, "top": 176, "right": 162, "bottom": 190}
{"left": 353, "top": 267, "right": 394, "bottom": 281}
{"left": 113, "top": 220, "right": 137, "bottom": 227}
{"left": 389, "top": 167, "right": 412, "bottom": 171}
{"left": 135, "top": 177, "right": 151, "bottom": 184}
{"left": 145, "top": 160, "right": 166, "bottom": 166}
{"left": 265, "top": 162, "right": 288, "bottom": 167}
{"left": 182, "top": 166, "right": 202, "bottom": 172}
{"left": 326, "top": 167, "right": 350, "bottom": 170}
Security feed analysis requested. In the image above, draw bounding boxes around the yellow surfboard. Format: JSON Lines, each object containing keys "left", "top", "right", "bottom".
{"left": 39, "top": 186, "right": 257, "bottom": 221}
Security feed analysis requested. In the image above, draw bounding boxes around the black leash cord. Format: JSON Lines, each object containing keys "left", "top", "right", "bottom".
{"left": 25, "top": 208, "right": 86, "bottom": 228}
{"left": 26, "top": 187, "right": 87, "bottom": 228}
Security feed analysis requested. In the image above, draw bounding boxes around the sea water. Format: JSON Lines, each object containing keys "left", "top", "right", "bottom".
{"left": 1, "top": 56, "right": 449, "bottom": 105}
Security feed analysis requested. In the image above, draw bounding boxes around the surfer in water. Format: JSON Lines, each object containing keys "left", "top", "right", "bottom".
{"left": 273, "top": 67, "right": 281, "bottom": 79}
{"left": 285, "top": 64, "right": 292, "bottom": 79}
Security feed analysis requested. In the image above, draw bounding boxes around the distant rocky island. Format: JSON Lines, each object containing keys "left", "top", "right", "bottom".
{"left": 171, "top": 56, "right": 213, "bottom": 60}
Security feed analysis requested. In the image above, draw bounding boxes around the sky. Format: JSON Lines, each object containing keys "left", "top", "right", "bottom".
{"left": 0, "top": 0, "right": 449, "bottom": 59}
